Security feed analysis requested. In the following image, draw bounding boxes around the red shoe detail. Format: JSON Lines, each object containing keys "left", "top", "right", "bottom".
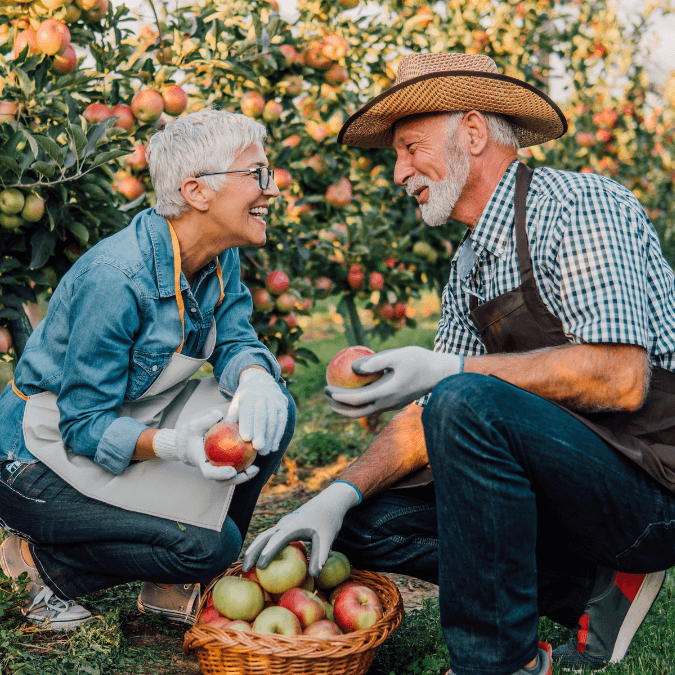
{"left": 614, "top": 572, "right": 645, "bottom": 603}
{"left": 576, "top": 613, "right": 590, "bottom": 653}
{"left": 538, "top": 642, "right": 553, "bottom": 675}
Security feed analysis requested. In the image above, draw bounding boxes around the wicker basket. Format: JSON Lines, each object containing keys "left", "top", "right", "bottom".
{"left": 183, "top": 561, "right": 404, "bottom": 675}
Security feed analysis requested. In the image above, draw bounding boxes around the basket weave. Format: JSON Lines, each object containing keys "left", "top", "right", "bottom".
{"left": 183, "top": 561, "right": 404, "bottom": 675}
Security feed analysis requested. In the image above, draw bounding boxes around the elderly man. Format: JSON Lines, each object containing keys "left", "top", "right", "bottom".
{"left": 244, "top": 53, "right": 675, "bottom": 675}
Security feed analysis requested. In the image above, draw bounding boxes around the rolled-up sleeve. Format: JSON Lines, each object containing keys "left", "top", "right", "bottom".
{"left": 57, "top": 263, "right": 146, "bottom": 474}
{"left": 210, "top": 250, "right": 281, "bottom": 394}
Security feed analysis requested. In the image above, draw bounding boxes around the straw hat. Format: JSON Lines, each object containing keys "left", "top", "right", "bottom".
{"left": 338, "top": 52, "right": 567, "bottom": 148}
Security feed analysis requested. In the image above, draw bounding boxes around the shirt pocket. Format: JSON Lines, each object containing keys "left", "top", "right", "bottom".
{"left": 126, "top": 350, "right": 173, "bottom": 400}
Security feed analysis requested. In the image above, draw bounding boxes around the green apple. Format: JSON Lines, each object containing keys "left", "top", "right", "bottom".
{"left": 0, "top": 188, "right": 25, "bottom": 215}
{"left": 252, "top": 606, "right": 302, "bottom": 635}
{"left": 0, "top": 213, "right": 24, "bottom": 230}
{"left": 211, "top": 576, "right": 264, "bottom": 622}
{"left": 316, "top": 551, "right": 351, "bottom": 589}
{"left": 21, "top": 194, "right": 45, "bottom": 222}
{"left": 256, "top": 544, "right": 308, "bottom": 595}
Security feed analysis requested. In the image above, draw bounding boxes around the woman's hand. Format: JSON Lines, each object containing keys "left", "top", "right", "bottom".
{"left": 153, "top": 410, "right": 259, "bottom": 483}
{"left": 225, "top": 368, "right": 288, "bottom": 455}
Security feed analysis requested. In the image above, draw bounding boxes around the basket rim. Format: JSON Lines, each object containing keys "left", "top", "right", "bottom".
{"left": 183, "top": 563, "right": 404, "bottom": 657}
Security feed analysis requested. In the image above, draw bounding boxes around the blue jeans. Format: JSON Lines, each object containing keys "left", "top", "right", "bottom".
{"left": 0, "top": 387, "right": 296, "bottom": 602}
{"left": 334, "top": 374, "right": 675, "bottom": 675}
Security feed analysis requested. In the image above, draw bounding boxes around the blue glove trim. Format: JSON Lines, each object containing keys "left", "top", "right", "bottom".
{"left": 333, "top": 480, "right": 362, "bottom": 505}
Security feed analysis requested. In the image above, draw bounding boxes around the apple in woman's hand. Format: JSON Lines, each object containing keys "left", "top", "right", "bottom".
{"left": 204, "top": 421, "right": 257, "bottom": 471}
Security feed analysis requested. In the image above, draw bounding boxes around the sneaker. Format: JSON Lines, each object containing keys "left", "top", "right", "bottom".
{"left": 552, "top": 568, "right": 666, "bottom": 671}
{"left": 24, "top": 586, "right": 92, "bottom": 631}
{"left": 1, "top": 535, "right": 91, "bottom": 631}
{"left": 446, "top": 642, "right": 552, "bottom": 675}
{"left": 137, "top": 582, "right": 200, "bottom": 625}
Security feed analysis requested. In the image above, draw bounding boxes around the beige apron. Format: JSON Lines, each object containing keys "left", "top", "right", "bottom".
{"left": 14, "top": 221, "right": 237, "bottom": 531}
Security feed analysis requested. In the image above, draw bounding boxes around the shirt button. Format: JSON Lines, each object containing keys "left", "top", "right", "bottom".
{"left": 190, "top": 308, "right": 197, "bottom": 313}
{"left": 152, "top": 365, "right": 158, "bottom": 372}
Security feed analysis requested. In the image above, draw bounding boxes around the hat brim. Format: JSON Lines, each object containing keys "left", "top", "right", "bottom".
{"left": 338, "top": 70, "right": 567, "bottom": 148}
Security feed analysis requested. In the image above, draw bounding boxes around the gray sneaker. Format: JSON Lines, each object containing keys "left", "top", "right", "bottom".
{"left": 137, "top": 582, "right": 200, "bottom": 624}
{"left": 552, "top": 568, "right": 666, "bottom": 671}
{"left": 1, "top": 535, "right": 91, "bottom": 631}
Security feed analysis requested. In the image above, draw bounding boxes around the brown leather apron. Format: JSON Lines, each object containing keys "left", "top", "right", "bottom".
{"left": 395, "top": 162, "right": 675, "bottom": 493}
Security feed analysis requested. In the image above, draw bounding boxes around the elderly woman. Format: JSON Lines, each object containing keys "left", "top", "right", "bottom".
{"left": 0, "top": 109, "right": 295, "bottom": 630}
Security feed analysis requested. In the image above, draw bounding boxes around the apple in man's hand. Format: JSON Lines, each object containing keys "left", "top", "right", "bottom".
{"left": 252, "top": 606, "right": 302, "bottom": 635}
{"left": 204, "top": 421, "right": 257, "bottom": 471}
{"left": 277, "top": 587, "right": 327, "bottom": 629}
{"left": 256, "top": 544, "right": 308, "bottom": 595}
{"left": 333, "top": 585, "right": 384, "bottom": 633}
{"left": 212, "top": 576, "right": 264, "bottom": 622}
{"left": 326, "top": 346, "right": 382, "bottom": 389}
{"left": 316, "top": 551, "right": 351, "bottom": 589}
{"left": 303, "top": 619, "right": 343, "bottom": 637}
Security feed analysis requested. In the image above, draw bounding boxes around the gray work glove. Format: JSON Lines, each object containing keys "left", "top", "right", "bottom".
{"left": 153, "top": 410, "right": 260, "bottom": 485}
{"left": 324, "top": 346, "right": 464, "bottom": 418}
{"left": 243, "top": 481, "right": 361, "bottom": 577}
{"left": 225, "top": 368, "right": 288, "bottom": 455}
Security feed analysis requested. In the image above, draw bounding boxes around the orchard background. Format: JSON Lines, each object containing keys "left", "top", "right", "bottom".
{"left": 0, "top": 0, "right": 674, "bottom": 379}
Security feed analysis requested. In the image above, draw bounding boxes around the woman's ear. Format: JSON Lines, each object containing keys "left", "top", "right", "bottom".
{"left": 181, "top": 178, "right": 211, "bottom": 211}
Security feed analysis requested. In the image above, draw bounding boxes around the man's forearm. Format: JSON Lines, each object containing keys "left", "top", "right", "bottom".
{"left": 465, "top": 343, "right": 649, "bottom": 412}
{"left": 337, "top": 403, "right": 428, "bottom": 500}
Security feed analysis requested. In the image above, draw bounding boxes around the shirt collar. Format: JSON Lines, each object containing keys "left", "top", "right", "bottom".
{"left": 144, "top": 209, "right": 217, "bottom": 298}
{"left": 469, "top": 160, "right": 520, "bottom": 261}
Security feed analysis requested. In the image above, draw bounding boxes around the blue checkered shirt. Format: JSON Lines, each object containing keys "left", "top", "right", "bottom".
{"left": 420, "top": 161, "right": 675, "bottom": 404}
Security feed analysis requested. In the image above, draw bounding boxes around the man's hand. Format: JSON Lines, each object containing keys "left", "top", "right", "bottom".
{"left": 153, "top": 410, "right": 260, "bottom": 483}
{"left": 324, "top": 346, "right": 464, "bottom": 418}
{"left": 243, "top": 482, "right": 361, "bottom": 577}
{"left": 226, "top": 368, "right": 288, "bottom": 455}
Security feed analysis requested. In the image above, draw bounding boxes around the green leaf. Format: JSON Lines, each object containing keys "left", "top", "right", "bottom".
{"left": 177, "top": 522, "right": 186, "bottom": 531}
{"left": 29, "top": 229, "right": 56, "bottom": 269}
{"left": 13, "top": 65, "right": 35, "bottom": 97}
{"left": 293, "top": 348, "right": 320, "bottom": 363}
{"left": 65, "top": 220, "right": 90, "bottom": 243}
{"left": 0, "top": 258, "right": 21, "bottom": 273}
{"left": 82, "top": 182, "right": 110, "bottom": 201}
{"left": 69, "top": 125, "right": 88, "bottom": 160}
{"left": 20, "top": 130, "right": 39, "bottom": 159}
{"left": 30, "top": 161, "right": 57, "bottom": 178}
{"left": 88, "top": 149, "right": 128, "bottom": 169}
{"left": 0, "top": 155, "right": 20, "bottom": 177}
{"left": 82, "top": 124, "right": 108, "bottom": 159}
{"left": 33, "top": 134, "right": 63, "bottom": 165}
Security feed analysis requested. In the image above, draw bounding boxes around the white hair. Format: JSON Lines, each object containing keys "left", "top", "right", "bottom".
{"left": 146, "top": 109, "right": 268, "bottom": 218}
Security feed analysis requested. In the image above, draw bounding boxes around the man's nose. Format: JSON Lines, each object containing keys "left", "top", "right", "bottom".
{"left": 393, "top": 157, "right": 413, "bottom": 187}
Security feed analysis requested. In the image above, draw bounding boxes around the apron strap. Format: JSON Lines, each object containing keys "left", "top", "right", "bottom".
{"left": 514, "top": 162, "right": 535, "bottom": 285}
{"left": 166, "top": 220, "right": 186, "bottom": 354}
{"left": 9, "top": 379, "right": 28, "bottom": 401}
{"left": 215, "top": 260, "right": 224, "bottom": 309}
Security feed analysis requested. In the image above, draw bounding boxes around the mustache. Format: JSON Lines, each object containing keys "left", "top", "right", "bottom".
{"left": 405, "top": 175, "right": 431, "bottom": 197}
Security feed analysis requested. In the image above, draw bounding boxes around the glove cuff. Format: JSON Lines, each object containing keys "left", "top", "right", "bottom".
{"left": 152, "top": 428, "right": 179, "bottom": 461}
{"left": 328, "top": 480, "right": 362, "bottom": 509}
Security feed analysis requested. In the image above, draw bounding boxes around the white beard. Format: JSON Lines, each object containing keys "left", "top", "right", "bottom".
{"left": 406, "top": 133, "right": 471, "bottom": 228}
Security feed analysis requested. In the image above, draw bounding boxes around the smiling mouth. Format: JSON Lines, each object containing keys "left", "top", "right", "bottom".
{"left": 414, "top": 187, "right": 429, "bottom": 204}
{"left": 249, "top": 207, "right": 268, "bottom": 224}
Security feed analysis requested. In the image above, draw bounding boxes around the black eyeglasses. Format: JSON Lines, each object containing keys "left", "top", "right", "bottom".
{"left": 192, "top": 167, "right": 275, "bottom": 190}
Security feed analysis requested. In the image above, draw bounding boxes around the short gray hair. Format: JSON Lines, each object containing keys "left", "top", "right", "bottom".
{"left": 146, "top": 109, "right": 268, "bottom": 218}
{"left": 445, "top": 111, "right": 520, "bottom": 150}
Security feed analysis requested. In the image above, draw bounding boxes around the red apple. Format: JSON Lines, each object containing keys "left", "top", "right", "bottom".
{"left": 83, "top": 102, "right": 113, "bottom": 123}
{"left": 277, "top": 587, "right": 327, "bottom": 629}
{"left": 116, "top": 176, "right": 145, "bottom": 200}
{"left": 325, "top": 178, "right": 352, "bottom": 207}
{"left": 275, "top": 293, "right": 296, "bottom": 313}
{"left": 265, "top": 270, "right": 290, "bottom": 295}
{"left": 111, "top": 104, "right": 135, "bottom": 132}
{"left": 284, "top": 76, "right": 304, "bottom": 95}
{"left": 0, "top": 326, "right": 12, "bottom": 353}
{"left": 162, "top": 84, "right": 188, "bottom": 116}
{"left": 326, "top": 346, "right": 381, "bottom": 389}
{"left": 36, "top": 19, "right": 70, "bottom": 56}
{"left": 274, "top": 168, "right": 292, "bottom": 190}
{"left": 392, "top": 301, "right": 407, "bottom": 320}
{"left": 322, "top": 34, "right": 349, "bottom": 60}
{"left": 126, "top": 144, "right": 148, "bottom": 171}
{"left": 304, "top": 41, "right": 332, "bottom": 69}
{"left": 368, "top": 271, "right": 385, "bottom": 290}
{"left": 375, "top": 302, "right": 394, "bottom": 321}
{"left": 256, "top": 544, "right": 308, "bottom": 595}
{"left": 13, "top": 29, "right": 39, "bottom": 58}
{"left": 325, "top": 64, "right": 349, "bottom": 85}
{"left": 315, "top": 277, "right": 333, "bottom": 297}
{"left": 575, "top": 131, "right": 595, "bottom": 148}
{"left": 279, "top": 44, "right": 301, "bottom": 65}
{"left": 252, "top": 606, "right": 302, "bottom": 636}
{"left": 82, "top": 0, "right": 109, "bottom": 22}
{"left": 200, "top": 606, "right": 225, "bottom": 624}
{"left": 290, "top": 541, "right": 308, "bottom": 557}
{"left": 333, "top": 585, "right": 383, "bottom": 633}
{"left": 252, "top": 287, "right": 275, "bottom": 312}
{"left": 278, "top": 354, "right": 296, "bottom": 379}
{"left": 204, "top": 420, "right": 257, "bottom": 471}
{"left": 131, "top": 89, "right": 164, "bottom": 123}
{"left": 347, "top": 264, "right": 365, "bottom": 290}
{"left": 53, "top": 44, "right": 77, "bottom": 74}
{"left": 212, "top": 576, "right": 264, "bottom": 622}
{"left": 329, "top": 580, "right": 365, "bottom": 605}
{"left": 241, "top": 91, "right": 265, "bottom": 118}
{"left": 263, "top": 100, "right": 284, "bottom": 122}
{"left": 0, "top": 101, "right": 19, "bottom": 124}
{"left": 316, "top": 551, "right": 351, "bottom": 589}
{"left": 303, "top": 619, "right": 342, "bottom": 637}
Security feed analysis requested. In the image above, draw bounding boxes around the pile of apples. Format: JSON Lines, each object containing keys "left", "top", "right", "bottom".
{"left": 199, "top": 545, "right": 384, "bottom": 638}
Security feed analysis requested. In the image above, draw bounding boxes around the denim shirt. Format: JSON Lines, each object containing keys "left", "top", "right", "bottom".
{"left": 0, "top": 208, "right": 281, "bottom": 474}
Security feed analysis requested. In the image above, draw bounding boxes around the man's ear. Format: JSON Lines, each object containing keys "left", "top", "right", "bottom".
{"left": 180, "top": 178, "right": 211, "bottom": 212}
{"left": 462, "top": 110, "right": 489, "bottom": 156}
